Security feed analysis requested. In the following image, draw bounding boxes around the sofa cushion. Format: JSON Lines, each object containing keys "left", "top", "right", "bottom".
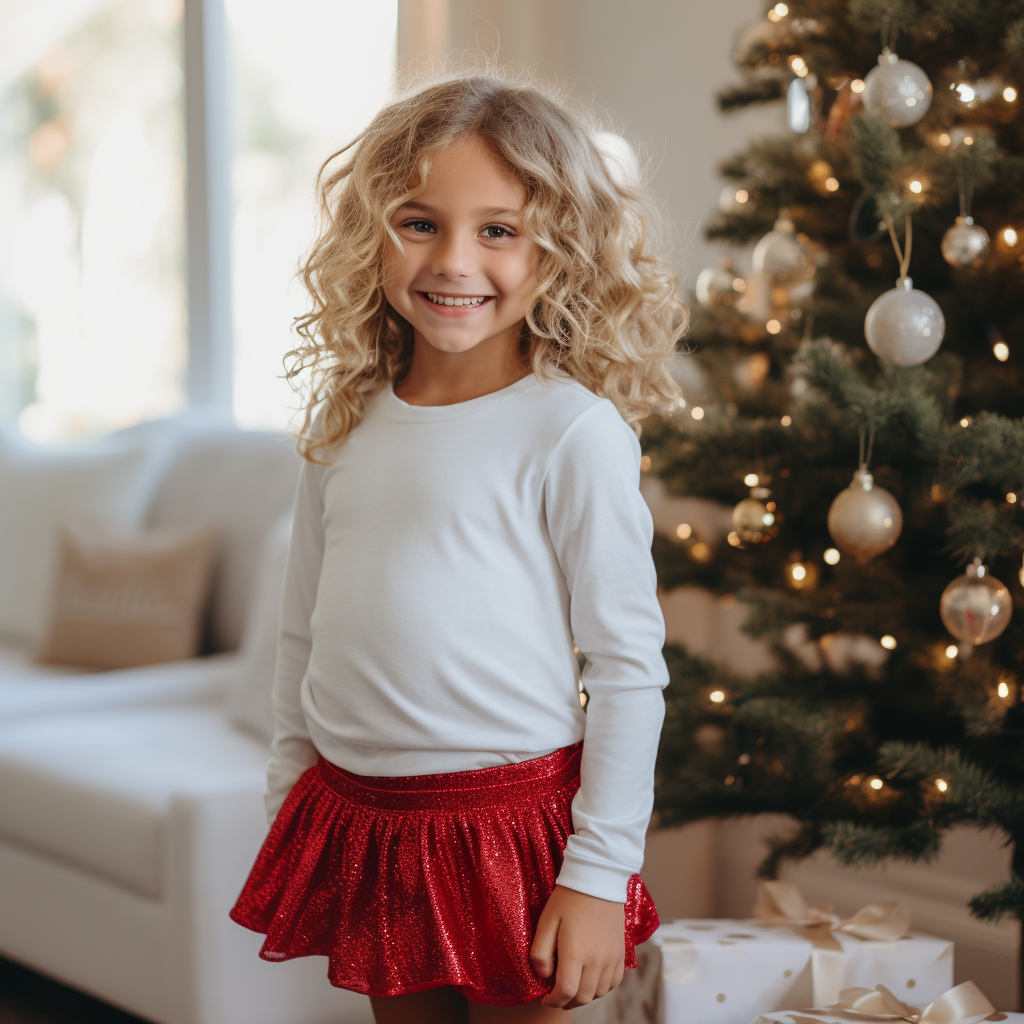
{"left": 0, "top": 635, "right": 240, "bottom": 721}
{"left": 0, "top": 705, "right": 269, "bottom": 898}
{"left": 0, "top": 428, "right": 154, "bottom": 646}
{"left": 35, "top": 517, "right": 220, "bottom": 670}
{"left": 111, "top": 413, "right": 301, "bottom": 655}
{"left": 226, "top": 510, "right": 292, "bottom": 742}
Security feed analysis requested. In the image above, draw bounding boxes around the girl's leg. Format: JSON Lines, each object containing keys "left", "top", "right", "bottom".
{"left": 370, "top": 986, "right": 469, "bottom": 1024}
{"left": 468, "top": 997, "right": 574, "bottom": 1023}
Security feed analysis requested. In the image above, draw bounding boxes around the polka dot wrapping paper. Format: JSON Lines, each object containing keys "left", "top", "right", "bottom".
{"left": 574, "top": 919, "right": 953, "bottom": 1024}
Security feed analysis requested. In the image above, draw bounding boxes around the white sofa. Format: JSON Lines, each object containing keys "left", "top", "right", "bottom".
{"left": 0, "top": 412, "right": 374, "bottom": 1024}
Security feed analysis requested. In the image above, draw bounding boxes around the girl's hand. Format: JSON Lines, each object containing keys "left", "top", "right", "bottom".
{"left": 529, "top": 883, "right": 626, "bottom": 1009}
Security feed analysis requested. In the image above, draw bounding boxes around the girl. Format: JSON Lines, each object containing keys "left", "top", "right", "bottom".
{"left": 230, "top": 70, "right": 687, "bottom": 1023}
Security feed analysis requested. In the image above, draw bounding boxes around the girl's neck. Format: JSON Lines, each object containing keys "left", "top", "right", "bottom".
{"left": 393, "top": 328, "right": 532, "bottom": 407}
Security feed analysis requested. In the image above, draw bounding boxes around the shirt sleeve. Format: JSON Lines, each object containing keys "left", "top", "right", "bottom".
{"left": 263, "top": 449, "right": 327, "bottom": 824}
{"left": 542, "top": 400, "right": 669, "bottom": 903}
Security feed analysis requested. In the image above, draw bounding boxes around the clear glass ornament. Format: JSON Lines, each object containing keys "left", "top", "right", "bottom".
{"left": 864, "top": 277, "right": 945, "bottom": 366}
{"left": 863, "top": 49, "right": 933, "bottom": 127}
{"left": 733, "top": 491, "right": 775, "bottom": 543}
{"left": 940, "top": 215, "right": 990, "bottom": 268}
{"left": 752, "top": 213, "right": 815, "bottom": 289}
{"left": 695, "top": 257, "right": 746, "bottom": 308}
{"left": 940, "top": 558, "right": 1012, "bottom": 645}
{"left": 827, "top": 467, "right": 902, "bottom": 562}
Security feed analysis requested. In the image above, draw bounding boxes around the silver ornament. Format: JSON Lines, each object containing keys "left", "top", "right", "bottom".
{"left": 732, "top": 495, "right": 775, "bottom": 544}
{"left": 863, "top": 49, "right": 933, "bottom": 127}
{"left": 787, "top": 77, "right": 810, "bottom": 133}
{"left": 752, "top": 214, "right": 815, "bottom": 290}
{"left": 941, "top": 215, "right": 990, "bottom": 269}
{"left": 696, "top": 258, "right": 746, "bottom": 308}
{"left": 940, "top": 558, "right": 1012, "bottom": 645}
{"left": 827, "top": 467, "right": 902, "bottom": 562}
{"left": 864, "top": 277, "right": 945, "bottom": 366}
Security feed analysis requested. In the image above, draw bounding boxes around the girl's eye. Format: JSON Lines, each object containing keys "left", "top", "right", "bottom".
{"left": 402, "top": 220, "right": 434, "bottom": 234}
{"left": 482, "top": 224, "right": 513, "bottom": 239}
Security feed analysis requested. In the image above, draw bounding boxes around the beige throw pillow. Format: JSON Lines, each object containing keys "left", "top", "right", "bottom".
{"left": 34, "top": 517, "right": 219, "bottom": 670}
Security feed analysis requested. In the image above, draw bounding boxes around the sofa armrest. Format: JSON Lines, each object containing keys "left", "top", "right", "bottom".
{"left": 164, "top": 778, "right": 372, "bottom": 1024}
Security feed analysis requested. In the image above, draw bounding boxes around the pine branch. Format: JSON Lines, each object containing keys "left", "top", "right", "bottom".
{"left": 969, "top": 875, "right": 1024, "bottom": 922}
{"left": 823, "top": 819, "right": 944, "bottom": 865}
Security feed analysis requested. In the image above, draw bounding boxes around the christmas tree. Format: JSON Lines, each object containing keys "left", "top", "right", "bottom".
{"left": 645, "top": 0, "right": 1024, "bottom": 979}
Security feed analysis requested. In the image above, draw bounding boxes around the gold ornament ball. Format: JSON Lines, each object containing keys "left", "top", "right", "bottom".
{"left": 827, "top": 468, "right": 902, "bottom": 562}
{"left": 696, "top": 257, "right": 746, "bottom": 308}
{"left": 940, "top": 559, "right": 1012, "bottom": 645}
{"left": 733, "top": 496, "right": 775, "bottom": 543}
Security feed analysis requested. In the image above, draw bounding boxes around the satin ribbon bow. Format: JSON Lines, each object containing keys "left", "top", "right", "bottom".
{"left": 821, "top": 981, "right": 997, "bottom": 1024}
{"left": 751, "top": 881, "right": 913, "bottom": 1006}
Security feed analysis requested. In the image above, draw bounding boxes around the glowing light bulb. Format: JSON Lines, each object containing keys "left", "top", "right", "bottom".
{"left": 850, "top": 79, "right": 865, "bottom": 94}
{"left": 1007, "top": 493, "right": 1017, "bottom": 504}
{"left": 869, "top": 777, "right": 884, "bottom": 790}
{"left": 676, "top": 523, "right": 692, "bottom": 539}
{"left": 960, "top": 417, "right": 971, "bottom": 427}
{"left": 939, "top": 133, "right": 951, "bottom": 146}
{"left": 998, "top": 681, "right": 1010, "bottom": 698}
{"left": 745, "top": 473, "right": 759, "bottom": 486}
{"left": 824, "top": 548, "right": 840, "bottom": 564}
{"left": 964, "top": 136, "right": 974, "bottom": 145}
{"left": 727, "top": 531, "right": 742, "bottom": 547}
{"left": 1003, "top": 227, "right": 1018, "bottom": 246}
{"left": 774, "top": 2, "right": 788, "bottom": 13}
{"left": 946, "top": 645, "right": 959, "bottom": 659}
{"left": 825, "top": 177, "right": 839, "bottom": 191}
{"left": 791, "top": 564, "right": 807, "bottom": 581}
{"left": 781, "top": 415, "right": 792, "bottom": 426}
{"left": 640, "top": 455, "right": 651, "bottom": 471}
{"left": 1005, "top": 86, "right": 1018, "bottom": 102}
{"left": 935, "top": 779, "right": 948, "bottom": 792}
{"left": 956, "top": 84, "right": 976, "bottom": 102}
{"left": 909, "top": 180, "right": 923, "bottom": 194}
{"left": 710, "top": 690, "right": 726, "bottom": 703}
{"left": 994, "top": 342, "right": 1010, "bottom": 361}
{"left": 691, "top": 406, "right": 704, "bottom": 420}
{"left": 733, "top": 277, "right": 747, "bottom": 292}
{"left": 880, "top": 635, "right": 897, "bottom": 649}
{"left": 735, "top": 189, "right": 749, "bottom": 204}
{"left": 767, "top": 319, "right": 782, "bottom": 334}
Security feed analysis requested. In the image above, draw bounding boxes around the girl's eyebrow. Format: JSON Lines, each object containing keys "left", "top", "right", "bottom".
{"left": 397, "top": 201, "right": 522, "bottom": 218}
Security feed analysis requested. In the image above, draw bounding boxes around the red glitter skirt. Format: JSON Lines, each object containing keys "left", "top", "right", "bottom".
{"left": 229, "top": 739, "right": 660, "bottom": 1006}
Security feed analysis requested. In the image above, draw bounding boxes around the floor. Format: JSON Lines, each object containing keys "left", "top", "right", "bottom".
{"left": 0, "top": 957, "right": 146, "bottom": 1024}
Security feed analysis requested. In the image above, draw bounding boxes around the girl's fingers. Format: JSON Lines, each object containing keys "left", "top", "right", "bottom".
{"left": 529, "top": 910, "right": 559, "bottom": 979}
{"left": 543, "top": 953, "right": 583, "bottom": 1008}
{"left": 563, "top": 961, "right": 603, "bottom": 1008}
{"left": 593, "top": 961, "right": 619, "bottom": 999}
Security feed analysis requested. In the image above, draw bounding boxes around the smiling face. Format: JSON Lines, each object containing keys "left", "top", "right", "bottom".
{"left": 383, "top": 136, "right": 540, "bottom": 360}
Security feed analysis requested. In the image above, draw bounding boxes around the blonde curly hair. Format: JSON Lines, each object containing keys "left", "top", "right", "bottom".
{"left": 285, "top": 68, "right": 688, "bottom": 464}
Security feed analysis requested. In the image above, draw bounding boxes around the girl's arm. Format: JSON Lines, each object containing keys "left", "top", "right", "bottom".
{"left": 263, "top": 451, "right": 327, "bottom": 823}
{"left": 542, "top": 399, "right": 669, "bottom": 904}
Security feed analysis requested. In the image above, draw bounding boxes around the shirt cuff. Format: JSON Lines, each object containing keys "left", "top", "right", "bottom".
{"left": 554, "top": 849, "right": 635, "bottom": 903}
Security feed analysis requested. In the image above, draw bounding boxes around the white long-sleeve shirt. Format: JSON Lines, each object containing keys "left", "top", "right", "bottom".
{"left": 265, "top": 370, "right": 669, "bottom": 903}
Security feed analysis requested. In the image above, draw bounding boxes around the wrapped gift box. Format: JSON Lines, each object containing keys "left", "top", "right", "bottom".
{"left": 575, "top": 919, "right": 953, "bottom": 1024}
{"left": 752, "top": 980, "right": 1016, "bottom": 1024}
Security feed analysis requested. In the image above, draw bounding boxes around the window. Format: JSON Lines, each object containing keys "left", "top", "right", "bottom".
{"left": 0, "top": 0, "right": 187, "bottom": 442}
{"left": 226, "top": 0, "right": 397, "bottom": 431}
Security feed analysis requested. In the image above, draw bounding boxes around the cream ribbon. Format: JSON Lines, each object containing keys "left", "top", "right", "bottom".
{"left": 751, "top": 881, "right": 913, "bottom": 1007}
{"left": 816, "top": 981, "right": 997, "bottom": 1024}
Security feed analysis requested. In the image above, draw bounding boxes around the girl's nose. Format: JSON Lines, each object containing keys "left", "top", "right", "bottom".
{"left": 431, "top": 230, "right": 477, "bottom": 279}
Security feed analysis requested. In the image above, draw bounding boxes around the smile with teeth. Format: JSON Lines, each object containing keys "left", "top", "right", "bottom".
{"left": 423, "top": 292, "right": 492, "bottom": 308}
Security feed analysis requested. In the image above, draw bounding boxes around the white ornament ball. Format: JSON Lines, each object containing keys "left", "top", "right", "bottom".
{"left": 940, "top": 559, "right": 1012, "bottom": 645}
{"left": 863, "top": 49, "right": 933, "bottom": 127}
{"left": 827, "top": 468, "right": 902, "bottom": 562}
{"left": 864, "top": 277, "right": 945, "bottom": 366}
{"left": 752, "top": 214, "right": 815, "bottom": 290}
{"left": 696, "top": 258, "right": 746, "bottom": 308}
{"left": 940, "top": 215, "right": 990, "bottom": 269}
